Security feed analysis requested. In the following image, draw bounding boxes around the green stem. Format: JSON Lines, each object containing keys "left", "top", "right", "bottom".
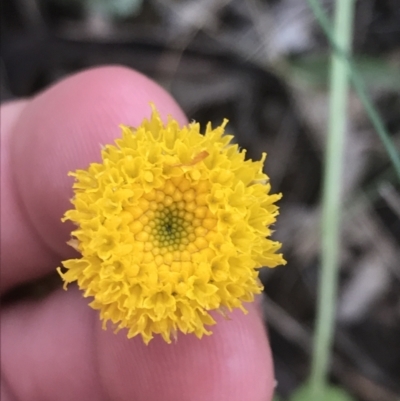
{"left": 306, "top": 0, "right": 400, "bottom": 182}
{"left": 309, "top": 1, "right": 355, "bottom": 398}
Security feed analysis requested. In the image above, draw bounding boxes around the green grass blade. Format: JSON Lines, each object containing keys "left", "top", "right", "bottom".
{"left": 308, "top": 1, "right": 355, "bottom": 399}
{"left": 306, "top": 0, "right": 400, "bottom": 182}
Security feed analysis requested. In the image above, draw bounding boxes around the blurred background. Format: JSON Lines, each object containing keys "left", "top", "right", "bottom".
{"left": 1, "top": 0, "right": 400, "bottom": 400}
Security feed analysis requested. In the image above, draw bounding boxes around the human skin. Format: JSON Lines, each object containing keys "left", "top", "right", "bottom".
{"left": 0, "top": 66, "right": 275, "bottom": 401}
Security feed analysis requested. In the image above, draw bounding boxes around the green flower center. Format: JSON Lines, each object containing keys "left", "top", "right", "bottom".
{"left": 152, "top": 207, "right": 192, "bottom": 250}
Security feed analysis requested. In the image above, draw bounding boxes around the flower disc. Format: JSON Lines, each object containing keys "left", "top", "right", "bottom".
{"left": 58, "top": 106, "right": 286, "bottom": 344}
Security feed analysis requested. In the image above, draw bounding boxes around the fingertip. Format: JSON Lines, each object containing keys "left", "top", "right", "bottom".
{"left": 3, "top": 66, "right": 186, "bottom": 290}
{"left": 96, "top": 302, "right": 275, "bottom": 401}
{"left": 2, "top": 288, "right": 274, "bottom": 401}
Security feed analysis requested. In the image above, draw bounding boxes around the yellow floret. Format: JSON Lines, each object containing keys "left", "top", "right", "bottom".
{"left": 58, "top": 105, "right": 286, "bottom": 344}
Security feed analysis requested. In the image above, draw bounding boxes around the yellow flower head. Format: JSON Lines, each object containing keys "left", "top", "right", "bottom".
{"left": 58, "top": 106, "right": 286, "bottom": 344}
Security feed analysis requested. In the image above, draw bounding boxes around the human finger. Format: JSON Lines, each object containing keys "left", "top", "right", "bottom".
{"left": 1, "top": 66, "right": 186, "bottom": 293}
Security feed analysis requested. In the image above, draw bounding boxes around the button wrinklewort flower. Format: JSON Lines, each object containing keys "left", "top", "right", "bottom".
{"left": 58, "top": 106, "right": 286, "bottom": 344}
